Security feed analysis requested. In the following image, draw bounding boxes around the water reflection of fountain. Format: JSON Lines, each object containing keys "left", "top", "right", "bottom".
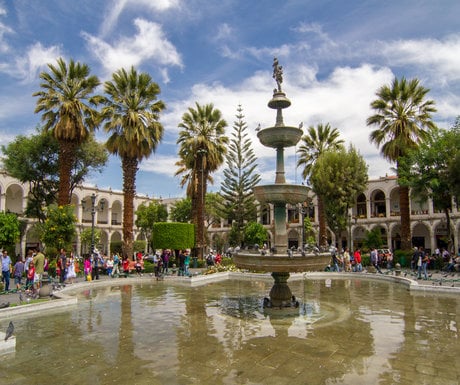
{"left": 233, "top": 58, "right": 330, "bottom": 309}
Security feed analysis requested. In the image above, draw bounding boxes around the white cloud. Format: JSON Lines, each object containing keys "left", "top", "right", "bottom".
{"left": 83, "top": 18, "right": 183, "bottom": 76}
{"left": 140, "top": 153, "right": 179, "bottom": 176}
{"left": 0, "top": 5, "right": 13, "bottom": 53}
{"left": 215, "top": 23, "right": 233, "bottom": 41}
{"left": 0, "top": 42, "right": 62, "bottom": 82}
{"left": 161, "top": 62, "right": 399, "bottom": 186}
{"left": 100, "top": 0, "right": 181, "bottom": 37}
{"left": 379, "top": 34, "right": 460, "bottom": 84}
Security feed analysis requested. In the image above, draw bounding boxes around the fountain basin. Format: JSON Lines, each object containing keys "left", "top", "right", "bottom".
{"left": 233, "top": 252, "right": 330, "bottom": 273}
{"left": 257, "top": 126, "right": 303, "bottom": 148}
{"left": 253, "top": 184, "right": 310, "bottom": 205}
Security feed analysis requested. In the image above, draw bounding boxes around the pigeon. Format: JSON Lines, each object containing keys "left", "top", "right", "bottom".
{"left": 19, "top": 291, "right": 23, "bottom": 303}
{"left": 4, "top": 321, "right": 14, "bottom": 341}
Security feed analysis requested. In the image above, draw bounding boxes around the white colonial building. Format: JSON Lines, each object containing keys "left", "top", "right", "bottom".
{"left": 1, "top": 171, "right": 459, "bottom": 257}
{"left": 207, "top": 175, "right": 460, "bottom": 255}
{"left": 0, "top": 171, "right": 177, "bottom": 257}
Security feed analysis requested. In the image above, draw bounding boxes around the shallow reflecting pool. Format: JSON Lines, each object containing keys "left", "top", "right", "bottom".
{"left": 1, "top": 277, "right": 460, "bottom": 385}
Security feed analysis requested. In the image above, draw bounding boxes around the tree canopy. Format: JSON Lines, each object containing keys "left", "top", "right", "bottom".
{"left": 1, "top": 128, "right": 107, "bottom": 222}
{"left": 220, "top": 105, "right": 260, "bottom": 245}
{"left": 310, "top": 146, "right": 368, "bottom": 245}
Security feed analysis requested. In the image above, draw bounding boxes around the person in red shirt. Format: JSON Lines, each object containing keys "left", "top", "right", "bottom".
{"left": 353, "top": 249, "right": 362, "bottom": 272}
{"left": 122, "top": 257, "right": 130, "bottom": 275}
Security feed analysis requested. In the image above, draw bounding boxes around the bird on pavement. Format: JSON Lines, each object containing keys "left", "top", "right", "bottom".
{"left": 4, "top": 321, "right": 14, "bottom": 341}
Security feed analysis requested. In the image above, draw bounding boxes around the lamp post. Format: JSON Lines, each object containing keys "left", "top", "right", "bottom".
{"left": 299, "top": 204, "right": 306, "bottom": 251}
{"left": 81, "top": 193, "right": 105, "bottom": 255}
{"left": 90, "top": 193, "right": 97, "bottom": 255}
{"left": 348, "top": 212, "right": 357, "bottom": 252}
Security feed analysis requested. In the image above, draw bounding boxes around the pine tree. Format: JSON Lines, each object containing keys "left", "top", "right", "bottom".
{"left": 220, "top": 105, "right": 261, "bottom": 246}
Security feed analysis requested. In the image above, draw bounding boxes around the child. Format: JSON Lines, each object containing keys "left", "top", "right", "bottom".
{"left": 84, "top": 257, "right": 92, "bottom": 281}
{"left": 122, "top": 257, "right": 130, "bottom": 275}
{"left": 27, "top": 261, "right": 36, "bottom": 293}
{"left": 135, "top": 256, "right": 143, "bottom": 276}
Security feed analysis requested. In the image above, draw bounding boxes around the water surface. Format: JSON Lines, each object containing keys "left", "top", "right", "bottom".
{"left": 1, "top": 278, "right": 459, "bottom": 385}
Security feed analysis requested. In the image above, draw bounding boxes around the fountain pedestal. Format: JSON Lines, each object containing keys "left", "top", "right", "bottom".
{"left": 233, "top": 58, "right": 331, "bottom": 310}
{"left": 269, "top": 272, "right": 292, "bottom": 307}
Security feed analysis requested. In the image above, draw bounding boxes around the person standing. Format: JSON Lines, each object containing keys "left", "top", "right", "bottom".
{"left": 370, "top": 248, "right": 383, "bottom": 274}
{"left": 13, "top": 257, "right": 25, "bottom": 290}
{"left": 162, "top": 250, "right": 170, "bottom": 275}
{"left": 33, "top": 248, "right": 45, "bottom": 287}
{"left": 24, "top": 250, "right": 33, "bottom": 283}
{"left": 59, "top": 248, "right": 67, "bottom": 284}
{"left": 353, "top": 249, "right": 362, "bottom": 272}
{"left": 184, "top": 250, "right": 191, "bottom": 277}
{"left": 112, "top": 253, "right": 120, "bottom": 277}
{"left": 92, "top": 251, "right": 102, "bottom": 280}
{"left": 84, "top": 256, "right": 92, "bottom": 281}
{"left": 343, "top": 247, "right": 351, "bottom": 272}
{"left": 66, "top": 254, "right": 76, "bottom": 284}
{"left": 106, "top": 255, "right": 114, "bottom": 277}
{"left": 1, "top": 250, "right": 12, "bottom": 292}
{"left": 417, "top": 246, "right": 428, "bottom": 280}
{"left": 27, "top": 261, "right": 36, "bottom": 294}
{"left": 178, "top": 250, "right": 185, "bottom": 276}
{"left": 331, "top": 249, "right": 341, "bottom": 272}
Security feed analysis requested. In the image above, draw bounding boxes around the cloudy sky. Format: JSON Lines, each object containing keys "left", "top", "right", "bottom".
{"left": 1, "top": 0, "right": 459, "bottom": 199}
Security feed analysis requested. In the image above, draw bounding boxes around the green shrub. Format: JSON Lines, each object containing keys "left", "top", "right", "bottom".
{"left": 143, "top": 261, "right": 155, "bottom": 273}
{"left": 394, "top": 250, "right": 413, "bottom": 267}
{"left": 361, "top": 254, "right": 370, "bottom": 267}
{"left": 152, "top": 222, "right": 195, "bottom": 250}
{"left": 220, "top": 257, "right": 234, "bottom": 267}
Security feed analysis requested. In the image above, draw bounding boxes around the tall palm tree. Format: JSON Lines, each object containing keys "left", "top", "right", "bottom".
{"left": 367, "top": 77, "right": 436, "bottom": 251}
{"left": 297, "top": 123, "right": 344, "bottom": 248}
{"left": 34, "top": 58, "right": 102, "bottom": 205}
{"left": 176, "top": 103, "right": 228, "bottom": 258}
{"left": 101, "top": 67, "right": 165, "bottom": 259}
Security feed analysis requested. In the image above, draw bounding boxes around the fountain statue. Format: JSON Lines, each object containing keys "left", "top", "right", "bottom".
{"left": 233, "top": 58, "right": 331, "bottom": 310}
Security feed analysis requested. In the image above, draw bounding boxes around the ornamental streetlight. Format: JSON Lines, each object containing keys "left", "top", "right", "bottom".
{"left": 81, "top": 193, "right": 105, "bottom": 255}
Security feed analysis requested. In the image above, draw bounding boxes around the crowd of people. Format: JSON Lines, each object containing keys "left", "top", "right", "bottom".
{"left": 1, "top": 247, "right": 49, "bottom": 294}
{"left": 326, "top": 244, "right": 460, "bottom": 277}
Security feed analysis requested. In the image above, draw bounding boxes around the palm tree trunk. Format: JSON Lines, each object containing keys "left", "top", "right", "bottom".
{"left": 196, "top": 167, "right": 206, "bottom": 259}
{"left": 399, "top": 185, "right": 412, "bottom": 250}
{"left": 122, "top": 157, "right": 137, "bottom": 259}
{"left": 317, "top": 195, "right": 328, "bottom": 248}
{"left": 57, "top": 139, "right": 76, "bottom": 205}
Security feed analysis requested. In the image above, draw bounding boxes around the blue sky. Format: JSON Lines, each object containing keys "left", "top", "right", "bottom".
{"left": 1, "top": 0, "right": 460, "bottom": 199}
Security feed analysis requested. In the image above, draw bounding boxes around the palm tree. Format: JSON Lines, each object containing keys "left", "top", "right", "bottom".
{"left": 34, "top": 58, "right": 102, "bottom": 205}
{"left": 176, "top": 103, "right": 228, "bottom": 259}
{"left": 297, "top": 123, "right": 344, "bottom": 248}
{"left": 367, "top": 77, "right": 436, "bottom": 251}
{"left": 101, "top": 67, "right": 165, "bottom": 259}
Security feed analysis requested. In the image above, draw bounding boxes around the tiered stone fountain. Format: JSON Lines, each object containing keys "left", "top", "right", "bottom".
{"left": 233, "top": 58, "right": 330, "bottom": 309}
